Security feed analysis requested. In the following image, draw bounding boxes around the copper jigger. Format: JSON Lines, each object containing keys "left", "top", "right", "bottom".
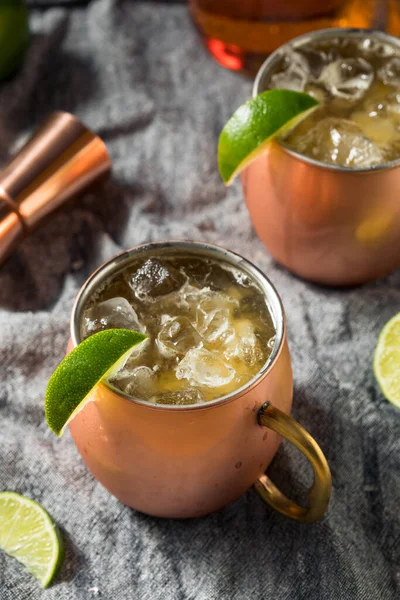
{"left": 0, "top": 111, "right": 111, "bottom": 266}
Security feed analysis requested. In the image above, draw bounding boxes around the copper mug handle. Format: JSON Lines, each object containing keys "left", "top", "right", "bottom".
{"left": 255, "top": 402, "right": 332, "bottom": 523}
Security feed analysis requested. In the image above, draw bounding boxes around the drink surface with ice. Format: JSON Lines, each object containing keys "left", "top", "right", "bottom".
{"left": 264, "top": 35, "right": 400, "bottom": 167}
{"left": 81, "top": 254, "right": 275, "bottom": 405}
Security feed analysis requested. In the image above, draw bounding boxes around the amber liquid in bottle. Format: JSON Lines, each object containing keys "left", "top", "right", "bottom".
{"left": 189, "top": 0, "right": 396, "bottom": 74}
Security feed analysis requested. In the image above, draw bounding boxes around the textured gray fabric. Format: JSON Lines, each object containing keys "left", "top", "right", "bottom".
{"left": 1, "top": 1, "right": 400, "bottom": 598}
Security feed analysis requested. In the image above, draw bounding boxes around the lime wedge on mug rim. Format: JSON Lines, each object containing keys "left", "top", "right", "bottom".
{"left": 0, "top": 492, "right": 63, "bottom": 588}
{"left": 374, "top": 312, "right": 400, "bottom": 409}
{"left": 218, "top": 89, "right": 318, "bottom": 185}
{"left": 45, "top": 328, "right": 147, "bottom": 436}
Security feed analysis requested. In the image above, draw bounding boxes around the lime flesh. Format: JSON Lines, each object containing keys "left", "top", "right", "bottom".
{"left": 45, "top": 328, "right": 147, "bottom": 436}
{"left": 218, "top": 89, "right": 318, "bottom": 185}
{"left": 0, "top": 492, "right": 63, "bottom": 588}
{"left": 374, "top": 312, "right": 400, "bottom": 409}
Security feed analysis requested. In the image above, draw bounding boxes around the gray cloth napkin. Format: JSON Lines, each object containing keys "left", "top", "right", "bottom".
{"left": 1, "top": 1, "right": 399, "bottom": 599}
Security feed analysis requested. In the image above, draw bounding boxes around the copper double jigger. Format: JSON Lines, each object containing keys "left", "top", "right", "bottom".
{"left": 0, "top": 111, "right": 111, "bottom": 266}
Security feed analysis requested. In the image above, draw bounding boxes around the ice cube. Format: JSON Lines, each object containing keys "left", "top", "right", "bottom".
{"left": 197, "top": 290, "right": 238, "bottom": 314}
{"left": 386, "top": 91, "right": 400, "bottom": 118}
{"left": 82, "top": 297, "right": 144, "bottom": 337}
{"left": 297, "top": 47, "right": 332, "bottom": 79}
{"left": 173, "top": 283, "right": 210, "bottom": 314}
{"left": 195, "top": 289, "right": 239, "bottom": 342}
{"left": 378, "top": 57, "right": 400, "bottom": 87}
{"left": 219, "top": 326, "right": 236, "bottom": 345}
{"left": 269, "top": 50, "right": 309, "bottom": 92}
{"left": 207, "top": 262, "right": 238, "bottom": 291}
{"left": 156, "top": 316, "right": 201, "bottom": 358}
{"left": 289, "top": 117, "right": 383, "bottom": 167}
{"left": 128, "top": 259, "right": 186, "bottom": 301}
{"left": 122, "top": 337, "right": 150, "bottom": 371}
{"left": 149, "top": 389, "right": 205, "bottom": 406}
{"left": 358, "top": 38, "right": 396, "bottom": 58}
{"left": 173, "top": 284, "right": 239, "bottom": 323}
{"left": 305, "top": 83, "right": 328, "bottom": 104}
{"left": 178, "top": 257, "right": 211, "bottom": 286}
{"left": 351, "top": 109, "right": 398, "bottom": 146}
{"left": 112, "top": 366, "right": 156, "bottom": 399}
{"left": 349, "top": 84, "right": 400, "bottom": 145}
{"left": 318, "top": 58, "right": 374, "bottom": 101}
{"left": 197, "top": 308, "right": 229, "bottom": 342}
{"left": 224, "top": 319, "right": 264, "bottom": 367}
{"left": 176, "top": 348, "right": 235, "bottom": 387}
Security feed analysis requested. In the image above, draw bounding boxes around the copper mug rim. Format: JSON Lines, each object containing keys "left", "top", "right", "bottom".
{"left": 70, "top": 240, "right": 287, "bottom": 412}
{"left": 253, "top": 26, "right": 400, "bottom": 174}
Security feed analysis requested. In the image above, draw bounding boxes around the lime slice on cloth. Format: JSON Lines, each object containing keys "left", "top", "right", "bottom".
{"left": 374, "top": 312, "right": 400, "bottom": 409}
{"left": 0, "top": 1, "right": 30, "bottom": 80}
{"left": 218, "top": 89, "right": 318, "bottom": 185}
{"left": 45, "top": 329, "right": 147, "bottom": 436}
{"left": 0, "top": 492, "right": 63, "bottom": 588}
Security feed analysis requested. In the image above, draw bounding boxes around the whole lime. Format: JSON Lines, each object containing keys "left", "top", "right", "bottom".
{"left": 0, "top": 0, "right": 30, "bottom": 81}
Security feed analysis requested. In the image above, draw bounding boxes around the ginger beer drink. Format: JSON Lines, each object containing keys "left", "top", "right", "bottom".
{"left": 264, "top": 33, "right": 400, "bottom": 167}
{"left": 81, "top": 253, "right": 276, "bottom": 405}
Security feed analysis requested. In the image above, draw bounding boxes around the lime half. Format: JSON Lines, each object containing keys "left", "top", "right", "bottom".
{"left": 0, "top": 492, "right": 63, "bottom": 588}
{"left": 45, "top": 328, "right": 147, "bottom": 436}
{"left": 374, "top": 312, "right": 400, "bottom": 409}
{"left": 218, "top": 89, "right": 318, "bottom": 185}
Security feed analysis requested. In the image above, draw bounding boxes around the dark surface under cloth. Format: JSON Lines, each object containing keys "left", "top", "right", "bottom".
{"left": 0, "top": 1, "right": 399, "bottom": 599}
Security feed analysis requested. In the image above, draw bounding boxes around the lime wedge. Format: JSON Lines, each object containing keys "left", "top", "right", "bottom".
{"left": 0, "top": 492, "right": 63, "bottom": 588}
{"left": 374, "top": 313, "right": 400, "bottom": 409}
{"left": 45, "top": 328, "right": 146, "bottom": 436}
{"left": 218, "top": 89, "right": 318, "bottom": 185}
{"left": 0, "top": 1, "right": 30, "bottom": 80}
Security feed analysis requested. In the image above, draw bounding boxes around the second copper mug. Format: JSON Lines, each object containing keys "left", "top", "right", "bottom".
{"left": 67, "top": 241, "right": 331, "bottom": 522}
{"left": 242, "top": 28, "right": 400, "bottom": 286}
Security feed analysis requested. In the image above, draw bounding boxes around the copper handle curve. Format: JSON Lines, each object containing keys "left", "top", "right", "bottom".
{"left": 254, "top": 402, "right": 332, "bottom": 523}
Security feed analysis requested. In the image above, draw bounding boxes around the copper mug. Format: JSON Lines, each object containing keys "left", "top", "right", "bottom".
{"left": 242, "top": 28, "right": 400, "bottom": 286}
{"left": 68, "top": 241, "right": 332, "bottom": 522}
